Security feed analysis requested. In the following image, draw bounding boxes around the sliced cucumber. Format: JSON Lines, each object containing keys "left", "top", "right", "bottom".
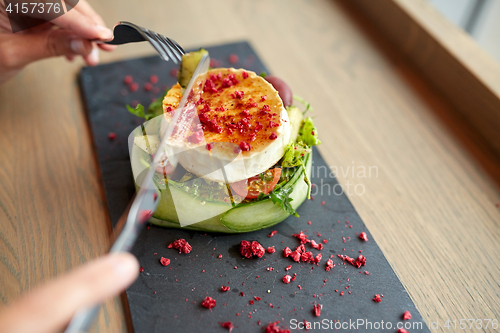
{"left": 177, "top": 48, "right": 209, "bottom": 88}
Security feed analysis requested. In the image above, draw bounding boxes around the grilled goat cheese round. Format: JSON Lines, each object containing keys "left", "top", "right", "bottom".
{"left": 161, "top": 68, "right": 290, "bottom": 183}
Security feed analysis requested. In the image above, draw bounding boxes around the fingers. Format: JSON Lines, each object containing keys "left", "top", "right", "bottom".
{"left": 0, "top": 28, "right": 96, "bottom": 70}
{"left": 0, "top": 253, "right": 139, "bottom": 333}
{"left": 51, "top": 6, "right": 113, "bottom": 41}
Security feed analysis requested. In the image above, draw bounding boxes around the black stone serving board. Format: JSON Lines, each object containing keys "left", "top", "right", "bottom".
{"left": 79, "top": 41, "right": 430, "bottom": 333}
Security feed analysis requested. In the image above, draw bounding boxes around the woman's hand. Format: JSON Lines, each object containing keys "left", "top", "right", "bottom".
{"left": 0, "top": 0, "right": 116, "bottom": 84}
{"left": 0, "top": 253, "right": 139, "bottom": 333}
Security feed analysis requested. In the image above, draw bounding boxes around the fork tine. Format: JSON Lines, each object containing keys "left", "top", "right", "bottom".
{"left": 149, "top": 31, "right": 179, "bottom": 64}
{"left": 164, "top": 38, "right": 184, "bottom": 63}
{"left": 156, "top": 34, "right": 180, "bottom": 64}
{"left": 144, "top": 30, "right": 171, "bottom": 62}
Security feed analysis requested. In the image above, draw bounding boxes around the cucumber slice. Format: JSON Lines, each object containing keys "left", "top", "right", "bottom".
{"left": 177, "top": 49, "right": 209, "bottom": 88}
{"left": 287, "top": 106, "right": 303, "bottom": 143}
{"left": 220, "top": 152, "right": 312, "bottom": 232}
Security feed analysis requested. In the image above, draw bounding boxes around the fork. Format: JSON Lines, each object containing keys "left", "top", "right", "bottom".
{"left": 103, "top": 21, "right": 185, "bottom": 63}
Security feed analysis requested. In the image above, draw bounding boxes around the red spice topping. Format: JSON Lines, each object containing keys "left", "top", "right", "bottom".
{"left": 229, "top": 54, "right": 239, "bottom": 64}
{"left": 266, "top": 267, "right": 274, "bottom": 271}
{"left": 340, "top": 291, "right": 344, "bottom": 296}
{"left": 166, "top": 106, "right": 174, "bottom": 113}
{"left": 310, "top": 240, "right": 324, "bottom": 250}
{"left": 239, "top": 141, "right": 251, "bottom": 151}
{"left": 150, "top": 75, "right": 158, "bottom": 83}
{"left": 267, "top": 246, "right": 276, "bottom": 254}
{"left": 313, "top": 304, "right": 322, "bottom": 317}
{"left": 221, "top": 321, "right": 233, "bottom": 332}
{"left": 201, "top": 296, "right": 216, "bottom": 309}
{"left": 144, "top": 82, "right": 152, "bottom": 91}
{"left": 373, "top": 294, "right": 382, "bottom": 303}
{"left": 269, "top": 132, "right": 278, "bottom": 140}
{"left": 300, "top": 251, "right": 314, "bottom": 263}
{"left": 285, "top": 265, "right": 292, "bottom": 271}
{"left": 233, "top": 90, "right": 244, "bottom": 99}
{"left": 353, "top": 255, "right": 367, "bottom": 268}
{"left": 203, "top": 79, "right": 219, "bottom": 93}
{"left": 269, "top": 121, "right": 279, "bottom": 128}
{"left": 261, "top": 95, "right": 267, "bottom": 101}
{"left": 108, "top": 132, "right": 117, "bottom": 140}
{"left": 139, "top": 266, "right": 144, "bottom": 273}
{"left": 242, "top": 71, "right": 248, "bottom": 79}
{"left": 282, "top": 275, "right": 292, "bottom": 284}
{"left": 338, "top": 254, "right": 355, "bottom": 265}
{"left": 262, "top": 105, "right": 270, "bottom": 112}
{"left": 254, "top": 296, "right": 261, "bottom": 301}
{"left": 321, "top": 201, "right": 325, "bottom": 205}
{"left": 268, "top": 230, "right": 278, "bottom": 237}
{"left": 292, "top": 231, "right": 310, "bottom": 244}
{"left": 249, "top": 300, "right": 254, "bottom": 305}
{"left": 402, "top": 311, "right": 412, "bottom": 320}
{"left": 397, "top": 329, "right": 409, "bottom": 333}
{"left": 239, "top": 292, "right": 245, "bottom": 296}
{"left": 291, "top": 273, "right": 297, "bottom": 281}
{"left": 221, "top": 285, "right": 230, "bottom": 292}
{"left": 290, "top": 250, "right": 301, "bottom": 262}
{"left": 129, "top": 82, "right": 138, "bottom": 92}
{"left": 159, "top": 257, "right": 170, "bottom": 266}
{"left": 325, "top": 259, "right": 334, "bottom": 271}
{"left": 124, "top": 75, "right": 133, "bottom": 84}
{"left": 240, "top": 240, "right": 265, "bottom": 258}
{"left": 314, "top": 253, "right": 322, "bottom": 264}
{"left": 167, "top": 239, "right": 192, "bottom": 254}
{"left": 265, "top": 321, "right": 290, "bottom": 333}
{"left": 359, "top": 232, "right": 369, "bottom": 241}
{"left": 283, "top": 247, "right": 292, "bottom": 257}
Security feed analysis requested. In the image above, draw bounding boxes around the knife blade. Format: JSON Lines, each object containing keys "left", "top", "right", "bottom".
{"left": 64, "top": 54, "right": 211, "bottom": 333}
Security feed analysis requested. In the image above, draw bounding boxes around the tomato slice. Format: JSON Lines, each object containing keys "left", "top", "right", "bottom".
{"left": 154, "top": 153, "right": 175, "bottom": 175}
{"left": 231, "top": 168, "right": 282, "bottom": 199}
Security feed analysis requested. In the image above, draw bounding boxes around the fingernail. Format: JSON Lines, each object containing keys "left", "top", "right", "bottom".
{"left": 89, "top": 47, "right": 99, "bottom": 65}
{"left": 96, "top": 25, "right": 113, "bottom": 39}
{"left": 70, "top": 39, "right": 86, "bottom": 54}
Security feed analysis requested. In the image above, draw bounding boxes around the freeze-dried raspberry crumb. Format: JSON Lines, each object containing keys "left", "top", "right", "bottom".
{"left": 338, "top": 254, "right": 355, "bottom": 265}
{"left": 359, "top": 232, "right": 369, "bottom": 241}
{"left": 292, "top": 231, "right": 310, "bottom": 244}
{"left": 267, "top": 246, "right": 276, "bottom": 254}
{"left": 310, "top": 240, "right": 323, "bottom": 250}
{"left": 283, "top": 247, "right": 292, "bottom": 257}
{"left": 402, "top": 311, "right": 412, "bottom": 320}
{"left": 282, "top": 275, "right": 291, "bottom": 284}
{"left": 201, "top": 296, "right": 216, "bottom": 309}
{"left": 251, "top": 241, "right": 265, "bottom": 257}
{"left": 322, "top": 239, "right": 328, "bottom": 244}
{"left": 373, "top": 294, "right": 382, "bottom": 303}
{"left": 160, "top": 257, "right": 170, "bottom": 266}
{"left": 124, "top": 75, "right": 133, "bottom": 84}
{"left": 254, "top": 296, "right": 261, "bottom": 301}
{"left": 353, "top": 255, "right": 366, "bottom": 268}
{"left": 285, "top": 265, "right": 292, "bottom": 271}
{"left": 266, "top": 267, "right": 274, "bottom": 271}
{"left": 397, "top": 329, "right": 409, "bottom": 333}
{"left": 167, "top": 239, "right": 192, "bottom": 253}
{"left": 108, "top": 132, "right": 116, "bottom": 140}
{"left": 268, "top": 230, "right": 277, "bottom": 237}
{"left": 150, "top": 75, "right": 158, "bottom": 84}
{"left": 291, "top": 273, "right": 297, "bottom": 281}
{"left": 301, "top": 251, "right": 314, "bottom": 263}
{"left": 221, "top": 321, "right": 233, "bottom": 332}
{"left": 314, "top": 253, "right": 322, "bottom": 264}
{"left": 325, "top": 259, "right": 334, "bottom": 271}
{"left": 265, "top": 321, "right": 290, "bottom": 333}
{"left": 290, "top": 250, "right": 301, "bottom": 262}
{"left": 239, "top": 292, "right": 245, "bottom": 296}
{"left": 364, "top": 271, "right": 370, "bottom": 275}
{"left": 229, "top": 54, "right": 239, "bottom": 64}
{"left": 313, "top": 304, "right": 322, "bottom": 317}
{"left": 221, "top": 285, "right": 230, "bottom": 292}
{"left": 139, "top": 266, "right": 144, "bottom": 273}
{"left": 249, "top": 300, "right": 254, "bottom": 305}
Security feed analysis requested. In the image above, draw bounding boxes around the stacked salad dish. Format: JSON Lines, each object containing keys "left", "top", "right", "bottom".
{"left": 127, "top": 49, "right": 320, "bottom": 233}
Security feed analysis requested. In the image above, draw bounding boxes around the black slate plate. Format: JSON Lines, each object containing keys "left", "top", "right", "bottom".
{"left": 79, "top": 41, "right": 430, "bottom": 333}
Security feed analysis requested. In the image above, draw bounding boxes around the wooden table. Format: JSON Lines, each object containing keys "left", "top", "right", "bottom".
{"left": 1, "top": 0, "right": 499, "bottom": 332}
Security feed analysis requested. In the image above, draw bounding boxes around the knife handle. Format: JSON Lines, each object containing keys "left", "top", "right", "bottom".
{"left": 64, "top": 305, "right": 100, "bottom": 333}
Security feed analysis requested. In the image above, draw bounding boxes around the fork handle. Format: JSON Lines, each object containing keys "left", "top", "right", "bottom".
{"left": 104, "top": 23, "right": 147, "bottom": 45}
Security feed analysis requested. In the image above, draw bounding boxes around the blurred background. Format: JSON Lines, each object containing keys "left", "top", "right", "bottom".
{"left": 429, "top": 0, "right": 500, "bottom": 61}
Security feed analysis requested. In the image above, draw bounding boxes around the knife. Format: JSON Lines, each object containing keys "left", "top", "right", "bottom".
{"left": 64, "top": 54, "right": 211, "bottom": 333}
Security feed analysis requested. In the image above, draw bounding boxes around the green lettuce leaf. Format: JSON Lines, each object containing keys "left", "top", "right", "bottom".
{"left": 126, "top": 89, "right": 169, "bottom": 121}
{"left": 269, "top": 186, "right": 298, "bottom": 217}
{"left": 298, "top": 117, "right": 321, "bottom": 146}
